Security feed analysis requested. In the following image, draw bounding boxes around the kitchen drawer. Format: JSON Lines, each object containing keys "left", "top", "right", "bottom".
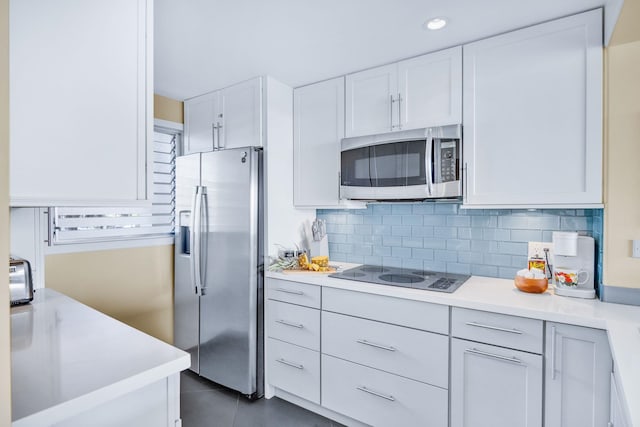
{"left": 267, "top": 300, "right": 320, "bottom": 351}
{"left": 322, "top": 287, "right": 449, "bottom": 334}
{"left": 267, "top": 338, "right": 320, "bottom": 404}
{"left": 322, "top": 355, "right": 448, "bottom": 427}
{"left": 266, "top": 278, "right": 321, "bottom": 309}
{"left": 451, "top": 307, "right": 543, "bottom": 354}
{"left": 322, "top": 311, "right": 448, "bottom": 388}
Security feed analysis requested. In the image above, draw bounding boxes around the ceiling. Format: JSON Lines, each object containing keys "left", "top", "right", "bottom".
{"left": 154, "top": 0, "right": 622, "bottom": 101}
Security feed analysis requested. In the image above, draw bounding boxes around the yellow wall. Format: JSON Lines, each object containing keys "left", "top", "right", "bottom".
{"left": 154, "top": 94, "right": 184, "bottom": 123}
{"left": 603, "top": 40, "right": 640, "bottom": 288}
{"left": 45, "top": 95, "right": 184, "bottom": 344}
{"left": 0, "top": 0, "right": 11, "bottom": 423}
{"left": 46, "top": 245, "right": 175, "bottom": 343}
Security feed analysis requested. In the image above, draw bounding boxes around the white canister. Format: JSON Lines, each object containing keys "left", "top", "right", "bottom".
{"left": 552, "top": 231, "right": 579, "bottom": 256}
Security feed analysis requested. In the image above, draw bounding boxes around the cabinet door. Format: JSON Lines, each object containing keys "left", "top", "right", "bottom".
{"left": 219, "top": 77, "right": 263, "bottom": 149}
{"left": 184, "top": 92, "right": 217, "bottom": 155}
{"left": 345, "top": 64, "right": 397, "bottom": 137}
{"left": 10, "top": 0, "right": 151, "bottom": 206}
{"left": 293, "top": 78, "right": 344, "bottom": 207}
{"left": 463, "top": 9, "right": 602, "bottom": 207}
{"left": 545, "top": 322, "right": 612, "bottom": 427}
{"left": 610, "top": 373, "right": 631, "bottom": 427}
{"left": 451, "top": 339, "right": 543, "bottom": 427}
{"left": 398, "top": 46, "right": 462, "bottom": 131}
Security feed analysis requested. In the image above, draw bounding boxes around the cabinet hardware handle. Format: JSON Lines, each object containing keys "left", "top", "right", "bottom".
{"left": 463, "top": 162, "right": 468, "bottom": 202}
{"left": 274, "top": 288, "right": 304, "bottom": 295}
{"left": 356, "top": 339, "right": 396, "bottom": 352}
{"left": 216, "top": 122, "right": 223, "bottom": 149}
{"left": 397, "top": 93, "right": 402, "bottom": 130}
{"left": 276, "top": 358, "right": 304, "bottom": 370}
{"left": 465, "top": 348, "right": 523, "bottom": 365}
{"left": 211, "top": 123, "right": 217, "bottom": 150}
{"left": 551, "top": 325, "right": 557, "bottom": 380}
{"left": 357, "top": 386, "right": 396, "bottom": 402}
{"left": 390, "top": 94, "right": 396, "bottom": 130}
{"left": 338, "top": 171, "right": 342, "bottom": 200}
{"left": 276, "top": 319, "right": 304, "bottom": 329}
{"left": 465, "top": 321, "right": 523, "bottom": 334}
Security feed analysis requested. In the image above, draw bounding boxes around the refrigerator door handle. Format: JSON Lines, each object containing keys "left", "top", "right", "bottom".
{"left": 199, "top": 188, "right": 209, "bottom": 295}
{"left": 189, "top": 186, "right": 199, "bottom": 295}
{"left": 193, "top": 186, "right": 203, "bottom": 295}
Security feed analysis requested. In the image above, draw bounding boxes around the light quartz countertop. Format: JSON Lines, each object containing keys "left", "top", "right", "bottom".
{"left": 267, "top": 262, "right": 640, "bottom": 426}
{"left": 10, "top": 289, "right": 190, "bottom": 426}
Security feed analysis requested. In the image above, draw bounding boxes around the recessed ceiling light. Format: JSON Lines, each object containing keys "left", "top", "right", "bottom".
{"left": 424, "top": 17, "right": 447, "bottom": 31}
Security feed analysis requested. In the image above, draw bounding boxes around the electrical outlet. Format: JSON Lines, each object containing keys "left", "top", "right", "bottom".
{"left": 528, "top": 242, "right": 554, "bottom": 262}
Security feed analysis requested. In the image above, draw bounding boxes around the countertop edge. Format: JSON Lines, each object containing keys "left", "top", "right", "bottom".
{"left": 13, "top": 354, "right": 190, "bottom": 427}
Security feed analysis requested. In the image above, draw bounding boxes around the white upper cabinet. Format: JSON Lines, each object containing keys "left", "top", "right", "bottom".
{"left": 345, "top": 64, "right": 397, "bottom": 137}
{"left": 218, "top": 77, "right": 263, "bottom": 150}
{"left": 398, "top": 46, "right": 462, "bottom": 130}
{"left": 184, "top": 77, "right": 263, "bottom": 155}
{"left": 10, "top": 0, "right": 152, "bottom": 206}
{"left": 345, "top": 46, "right": 462, "bottom": 138}
{"left": 184, "top": 92, "right": 217, "bottom": 155}
{"left": 293, "top": 78, "right": 368, "bottom": 208}
{"left": 463, "top": 9, "right": 603, "bottom": 208}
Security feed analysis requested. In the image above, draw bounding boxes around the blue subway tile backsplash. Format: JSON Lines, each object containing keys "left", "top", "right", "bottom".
{"left": 318, "top": 203, "right": 604, "bottom": 282}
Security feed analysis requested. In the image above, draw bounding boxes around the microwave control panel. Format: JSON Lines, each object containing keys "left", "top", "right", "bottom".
{"left": 439, "top": 140, "right": 458, "bottom": 182}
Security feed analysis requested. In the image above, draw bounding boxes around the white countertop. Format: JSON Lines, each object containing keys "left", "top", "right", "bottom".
{"left": 10, "top": 289, "right": 190, "bottom": 426}
{"left": 267, "top": 263, "right": 640, "bottom": 426}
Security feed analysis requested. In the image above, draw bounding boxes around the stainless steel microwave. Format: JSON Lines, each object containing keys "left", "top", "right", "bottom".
{"left": 340, "top": 125, "right": 462, "bottom": 201}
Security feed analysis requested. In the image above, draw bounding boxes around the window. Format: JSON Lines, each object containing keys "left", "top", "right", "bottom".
{"left": 49, "top": 126, "right": 178, "bottom": 246}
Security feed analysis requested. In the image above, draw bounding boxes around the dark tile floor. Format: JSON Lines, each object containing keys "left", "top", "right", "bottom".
{"left": 180, "top": 371, "right": 344, "bottom": 427}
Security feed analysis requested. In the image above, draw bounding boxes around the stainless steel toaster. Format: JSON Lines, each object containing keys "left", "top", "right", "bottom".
{"left": 9, "top": 257, "right": 33, "bottom": 306}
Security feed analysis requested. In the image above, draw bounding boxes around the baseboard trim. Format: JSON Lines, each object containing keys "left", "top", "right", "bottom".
{"left": 599, "top": 284, "right": 640, "bottom": 306}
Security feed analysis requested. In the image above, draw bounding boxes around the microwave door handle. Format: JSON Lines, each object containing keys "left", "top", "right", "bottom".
{"left": 426, "top": 135, "right": 434, "bottom": 196}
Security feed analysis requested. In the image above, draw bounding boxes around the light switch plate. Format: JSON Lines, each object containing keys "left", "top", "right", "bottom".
{"left": 632, "top": 240, "right": 640, "bottom": 258}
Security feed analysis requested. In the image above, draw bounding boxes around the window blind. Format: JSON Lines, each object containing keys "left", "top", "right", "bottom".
{"left": 51, "top": 130, "right": 177, "bottom": 244}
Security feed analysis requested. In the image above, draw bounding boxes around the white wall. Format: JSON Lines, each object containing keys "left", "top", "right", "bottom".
{"left": 264, "top": 77, "right": 315, "bottom": 259}
{"left": 1, "top": 0, "right": 11, "bottom": 422}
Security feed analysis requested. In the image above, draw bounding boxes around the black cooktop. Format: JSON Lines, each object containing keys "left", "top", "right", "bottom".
{"left": 329, "top": 265, "right": 469, "bottom": 293}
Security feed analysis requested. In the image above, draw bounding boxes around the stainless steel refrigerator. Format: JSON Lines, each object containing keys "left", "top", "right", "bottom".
{"left": 174, "top": 147, "right": 263, "bottom": 398}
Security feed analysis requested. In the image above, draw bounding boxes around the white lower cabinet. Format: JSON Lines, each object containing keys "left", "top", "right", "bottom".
{"left": 545, "top": 322, "right": 612, "bottom": 427}
{"left": 610, "top": 372, "right": 631, "bottom": 427}
{"left": 266, "top": 300, "right": 320, "bottom": 351}
{"left": 322, "top": 355, "right": 448, "bottom": 427}
{"left": 450, "top": 339, "right": 543, "bottom": 427}
{"left": 265, "top": 278, "right": 618, "bottom": 427}
{"left": 267, "top": 338, "right": 320, "bottom": 404}
{"left": 322, "top": 311, "right": 448, "bottom": 388}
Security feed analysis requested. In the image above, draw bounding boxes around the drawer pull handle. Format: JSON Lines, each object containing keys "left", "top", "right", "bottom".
{"left": 275, "top": 288, "right": 304, "bottom": 296}
{"left": 357, "top": 386, "right": 395, "bottom": 402}
{"left": 465, "top": 348, "right": 523, "bottom": 365}
{"left": 551, "top": 325, "right": 557, "bottom": 380}
{"left": 465, "top": 321, "right": 523, "bottom": 335}
{"left": 275, "top": 319, "right": 304, "bottom": 329}
{"left": 356, "top": 339, "right": 396, "bottom": 352}
{"left": 276, "top": 358, "right": 304, "bottom": 370}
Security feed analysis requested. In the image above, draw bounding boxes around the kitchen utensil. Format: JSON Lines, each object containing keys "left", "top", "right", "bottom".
{"left": 311, "top": 218, "right": 326, "bottom": 242}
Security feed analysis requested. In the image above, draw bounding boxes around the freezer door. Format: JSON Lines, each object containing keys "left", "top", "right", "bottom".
{"left": 174, "top": 153, "right": 201, "bottom": 372}
{"left": 199, "top": 148, "right": 261, "bottom": 395}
